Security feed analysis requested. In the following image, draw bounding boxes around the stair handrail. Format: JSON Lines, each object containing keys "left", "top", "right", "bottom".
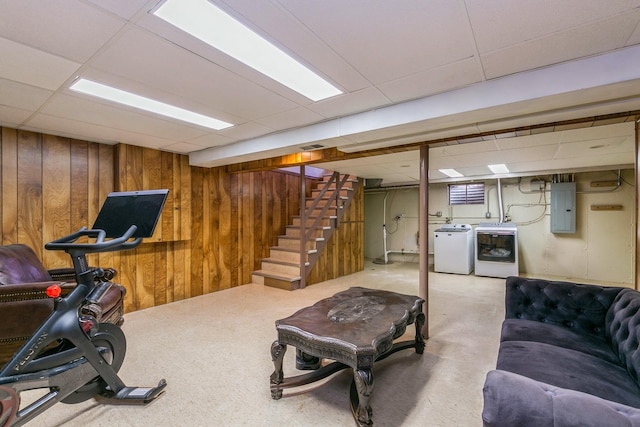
{"left": 303, "top": 172, "right": 340, "bottom": 241}
{"left": 300, "top": 165, "right": 307, "bottom": 288}
{"left": 300, "top": 171, "right": 340, "bottom": 288}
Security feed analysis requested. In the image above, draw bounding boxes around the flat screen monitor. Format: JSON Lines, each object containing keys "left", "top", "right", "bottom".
{"left": 92, "top": 189, "right": 169, "bottom": 238}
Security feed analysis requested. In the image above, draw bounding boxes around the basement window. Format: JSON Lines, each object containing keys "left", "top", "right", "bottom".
{"left": 448, "top": 183, "right": 485, "bottom": 205}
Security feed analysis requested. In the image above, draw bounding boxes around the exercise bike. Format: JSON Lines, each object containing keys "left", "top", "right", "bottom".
{"left": 0, "top": 190, "right": 168, "bottom": 426}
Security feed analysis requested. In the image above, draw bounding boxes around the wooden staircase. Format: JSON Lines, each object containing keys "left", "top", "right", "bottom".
{"left": 251, "top": 172, "right": 360, "bottom": 290}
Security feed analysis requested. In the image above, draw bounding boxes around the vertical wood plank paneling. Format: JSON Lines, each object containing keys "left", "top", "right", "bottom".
{"left": 179, "top": 155, "right": 192, "bottom": 241}
{"left": 96, "top": 143, "right": 115, "bottom": 271}
{"left": 141, "top": 148, "right": 162, "bottom": 307}
{"left": 165, "top": 241, "right": 176, "bottom": 303}
{"left": 2, "top": 128, "right": 18, "bottom": 245}
{"left": 135, "top": 242, "right": 154, "bottom": 309}
{"left": 17, "top": 131, "right": 43, "bottom": 258}
{"left": 201, "top": 165, "right": 211, "bottom": 294}
{"left": 254, "top": 172, "right": 265, "bottom": 268}
{"left": 209, "top": 169, "right": 220, "bottom": 293}
{"left": 143, "top": 148, "right": 162, "bottom": 242}
{"left": 155, "top": 242, "right": 168, "bottom": 305}
{"left": 241, "top": 173, "right": 252, "bottom": 284}
{"left": 161, "top": 152, "right": 175, "bottom": 241}
{"left": 70, "top": 140, "right": 88, "bottom": 232}
{"left": 172, "top": 240, "right": 185, "bottom": 302}
{"left": 230, "top": 173, "right": 239, "bottom": 288}
{"left": 190, "top": 166, "right": 204, "bottom": 297}
{"left": 41, "top": 135, "right": 71, "bottom": 268}
{"left": 219, "top": 169, "right": 232, "bottom": 290}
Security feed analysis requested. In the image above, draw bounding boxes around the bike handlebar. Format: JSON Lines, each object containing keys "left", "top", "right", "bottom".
{"left": 45, "top": 225, "right": 142, "bottom": 254}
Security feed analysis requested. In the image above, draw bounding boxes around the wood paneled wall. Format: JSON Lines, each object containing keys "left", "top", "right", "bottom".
{"left": 0, "top": 127, "right": 364, "bottom": 313}
{"left": 1, "top": 128, "right": 114, "bottom": 267}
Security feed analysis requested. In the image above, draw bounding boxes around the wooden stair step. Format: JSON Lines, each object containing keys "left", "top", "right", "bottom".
{"left": 252, "top": 270, "right": 301, "bottom": 291}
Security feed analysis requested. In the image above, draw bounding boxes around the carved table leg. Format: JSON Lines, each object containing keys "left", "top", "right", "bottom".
{"left": 296, "top": 348, "right": 321, "bottom": 370}
{"left": 270, "top": 340, "right": 287, "bottom": 399}
{"left": 350, "top": 368, "right": 374, "bottom": 426}
{"left": 415, "top": 310, "right": 426, "bottom": 354}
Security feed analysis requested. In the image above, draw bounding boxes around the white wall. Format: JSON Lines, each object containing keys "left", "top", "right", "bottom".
{"left": 364, "top": 169, "right": 635, "bottom": 286}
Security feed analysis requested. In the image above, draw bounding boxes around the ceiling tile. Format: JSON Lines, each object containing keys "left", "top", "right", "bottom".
{"left": 0, "top": 0, "right": 125, "bottom": 62}
{"left": 466, "top": 0, "right": 640, "bottom": 53}
{"left": 495, "top": 132, "right": 562, "bottom": 150}
{"left": 377, "top": 58, "right": 484, "bottom": 103}
{"left": 308, "top": 87, "right": 391, "bottom": 119}
{"left": 0, "top": 79, "right": 53, "bottom": 112}
{"left": 558, "top": 122, "right": 634, "bottom": 142}
{"left": 501, "top": 144, "right": 560, "bottom": 163}
{"left": 254, "top": 107, "right": 325, "bottom": 130}
{"left": 87, "top": 0, "right": 153, "bottom": 20}
{"left": 185, "top": 132, "right": 235, "bottom": 150}
{"left": 0, "top": 38, "right": 80, "bottom": 90}
{"left": 481, "top": 11, "right": 640, "bottom": 79}
{"left": 277, "top": 0, "right": 475, "bottom": 84}
{"left": 0, "top": 105, "right": 34, "bottom": 127}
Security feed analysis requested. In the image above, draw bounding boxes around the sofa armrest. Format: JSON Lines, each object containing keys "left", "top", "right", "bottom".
{"left": 504, "top": 276, "right": 624, "bottom": 338}
{"left": 483, "top": 370, "right": 640, "bottom": 427}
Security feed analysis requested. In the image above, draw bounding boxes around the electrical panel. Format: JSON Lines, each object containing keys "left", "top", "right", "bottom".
{"left": 550, "top": 182, "right": 576, "bottom": 233}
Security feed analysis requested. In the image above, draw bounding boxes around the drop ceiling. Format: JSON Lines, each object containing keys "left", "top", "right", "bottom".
{"left": 1, "top": 0, "right": 640, "bottom": 185}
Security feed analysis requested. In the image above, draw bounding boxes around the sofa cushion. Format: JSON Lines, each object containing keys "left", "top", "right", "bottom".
{"left": 0, "top": 244, "right": 51, "bottom": 285}
{"left": 607, "top": 288, "right": 640, "bottom": 384}
{"left": 501, "top": 319, "right": 619, "bottom": 364}
{"left": 483, "top": 370, "right": 640, "bottom": 427}
{"left": 497, "top": 340, "right": 640, "bottom": 408}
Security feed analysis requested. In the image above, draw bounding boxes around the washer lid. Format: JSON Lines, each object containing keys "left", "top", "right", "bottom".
{"left": 435, "top": 223, "right": 472, "bottom": 232}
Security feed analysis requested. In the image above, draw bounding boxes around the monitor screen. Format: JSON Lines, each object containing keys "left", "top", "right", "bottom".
{"left": 92, "top": 189, "right": 169, "bottom": 238}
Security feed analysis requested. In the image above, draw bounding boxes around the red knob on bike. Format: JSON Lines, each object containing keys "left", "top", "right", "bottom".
{"left": 46, "top": 284, "right": 62, "bottom": 298}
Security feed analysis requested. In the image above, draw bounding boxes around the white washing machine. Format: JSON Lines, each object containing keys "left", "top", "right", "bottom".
{"left": 434, "top": 224, "right": 474, "bottom": 274}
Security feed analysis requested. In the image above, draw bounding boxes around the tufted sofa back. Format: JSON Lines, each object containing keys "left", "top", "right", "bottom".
{"left": 505, "top": 276, "right": 624, "bottom": 339}
{"left": 606, "top": 289, "right": 640, "bottom": 384}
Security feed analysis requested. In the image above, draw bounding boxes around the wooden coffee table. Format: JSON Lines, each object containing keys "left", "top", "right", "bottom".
{"left": 270, "top": 287, "right": 425, "bottom": 426}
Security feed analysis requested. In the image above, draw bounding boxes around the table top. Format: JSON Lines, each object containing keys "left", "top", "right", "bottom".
{"left": 275, "top": 287, "right": 424, "bottom": 367}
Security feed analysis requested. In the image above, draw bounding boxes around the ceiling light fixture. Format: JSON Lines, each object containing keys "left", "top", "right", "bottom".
{"left": 488, "top": 164, "right": 510, "bottom": 174}
{"left": 153, "top": 0, "right": 342, "bottom": 102}
{"left": 69, "top": 78, "right": 233, "bottom": 130}
{"left": 439, "top": 169, "right": 464, "bottom": 178}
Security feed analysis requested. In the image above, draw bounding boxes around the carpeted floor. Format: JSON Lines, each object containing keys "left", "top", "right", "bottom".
{"left": 28, "top": 261, "right": 505, "bottom": 426}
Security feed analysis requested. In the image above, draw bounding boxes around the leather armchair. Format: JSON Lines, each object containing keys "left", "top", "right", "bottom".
{"left": 0, "top": 244, "right": 126, "bottom": 366}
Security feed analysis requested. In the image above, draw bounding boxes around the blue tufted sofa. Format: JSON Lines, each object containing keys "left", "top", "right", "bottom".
{"left": 482, "top": 276, "right": 640, "bottom": 427}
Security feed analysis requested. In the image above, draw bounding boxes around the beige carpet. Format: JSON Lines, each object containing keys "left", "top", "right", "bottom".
{"left": 28, "top": 261, "right": 505, "bottom": 426}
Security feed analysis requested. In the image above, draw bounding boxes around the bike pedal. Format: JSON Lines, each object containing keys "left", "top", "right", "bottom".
{"left": 96, "top": 379, "right": 167, "bottom": 405}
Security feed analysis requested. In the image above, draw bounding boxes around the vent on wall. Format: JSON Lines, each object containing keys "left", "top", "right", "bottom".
{"left": 300, "top": 144, "right": 325, "bottom": 151}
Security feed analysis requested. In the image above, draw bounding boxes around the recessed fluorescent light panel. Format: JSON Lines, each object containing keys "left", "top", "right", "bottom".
{"left": 70, "top": 78, "right": 233, "bottom": 130}
{"left": 488, "top": 164, "right": 510, "bottom": 174}
{"left": 153, "top": 0, "right": 342, "bottom": 101}
{"left": 439, "top": 169, "right": 464, "bottom": 178}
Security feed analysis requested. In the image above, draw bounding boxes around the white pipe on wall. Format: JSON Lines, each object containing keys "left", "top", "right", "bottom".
{"left": 497, "top": 178, "right": 504, "bottom": 223}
